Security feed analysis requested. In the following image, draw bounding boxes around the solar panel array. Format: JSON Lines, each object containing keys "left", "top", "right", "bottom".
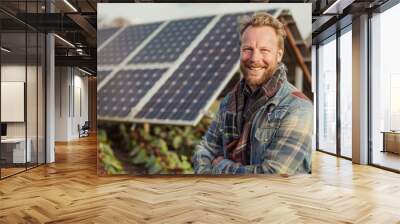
{"left": 129, "top": 16, "right": 213, "bottom": 64}
{"left": 98, "top": 22, "right": 161, "bottom": 66}
{"left": 97, "top": 69, "right": 167, "bottom": 117}
{"left": 98, "top": 9, "right": 279, "bottom": 125}
{"left": 135, "top": 14, "right": 243, "bottom": 122}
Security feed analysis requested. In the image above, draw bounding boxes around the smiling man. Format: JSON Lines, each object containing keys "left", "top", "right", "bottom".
{"left": 192, "top": 12, "right": 313, "bottom": 175}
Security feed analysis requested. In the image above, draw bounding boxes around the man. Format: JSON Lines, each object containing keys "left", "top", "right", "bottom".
{"left": 191, "top": 12, "right": 313, "bottom": 175}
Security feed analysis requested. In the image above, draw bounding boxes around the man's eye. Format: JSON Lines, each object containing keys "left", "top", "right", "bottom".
{"left": 242, "top": 48, "right": 252, "bottom": 53}
{"left": 261, "top": 49, "right": 270, "bottom": 53}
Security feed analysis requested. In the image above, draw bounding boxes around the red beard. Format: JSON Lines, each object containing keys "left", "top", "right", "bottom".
{"left": 240, "top": 62, "right": 277, "bottom": 88}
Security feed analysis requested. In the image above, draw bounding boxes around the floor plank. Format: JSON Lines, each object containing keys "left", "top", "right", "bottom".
{"left": 0, "top": 134, "right": 400, "bottom": 223}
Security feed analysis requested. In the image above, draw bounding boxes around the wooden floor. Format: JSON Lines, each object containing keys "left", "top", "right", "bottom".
{"left": 1, "top": 167, "right": 26, "bottom": 178}
{"left": 1, "top": 135, "right": 400, "bottom": 223}
{"left": 373, "top": 150, "right": 400, "bottom": 171}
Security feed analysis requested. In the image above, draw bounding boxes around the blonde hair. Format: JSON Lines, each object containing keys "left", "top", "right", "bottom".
{"left": 239, "top": 12, "right": 287, "bottom": 50}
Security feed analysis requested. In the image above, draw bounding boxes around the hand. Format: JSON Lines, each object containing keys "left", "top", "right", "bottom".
{"left": 212, "top": 156, "right": 224, "bottom": 166}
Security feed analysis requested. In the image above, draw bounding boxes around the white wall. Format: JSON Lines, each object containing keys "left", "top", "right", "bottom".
{"left": 55, "top": 66, "right": 69, "bottom": 141}
{"left": 1, "top": 65, "right": 30, "bottom": 137}
{"left": 55, "top": 67, "right": 89, "bottom": 141}
{"left": 71, "top": 72, "right": 89, "bottom": 138}
{"left": 1, "top": 65, "right": 26, "bottom": 81}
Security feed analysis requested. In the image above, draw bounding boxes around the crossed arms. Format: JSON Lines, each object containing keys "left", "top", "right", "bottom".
{"left": 191, "top": 103, "right": 313, "bottom": 175}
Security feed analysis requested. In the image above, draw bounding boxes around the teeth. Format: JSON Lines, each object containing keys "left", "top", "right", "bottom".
{"left": 249, "top": 67, "right": 262, "bottom": 71}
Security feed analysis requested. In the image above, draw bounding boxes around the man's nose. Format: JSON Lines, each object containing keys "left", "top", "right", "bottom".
{"left": 249, "top": 49, "right": 262, "bottom": 63}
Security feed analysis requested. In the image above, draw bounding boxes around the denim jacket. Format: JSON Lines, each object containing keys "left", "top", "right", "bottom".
{"left": 192, "top": 79, "right": 313, "bottom": 175}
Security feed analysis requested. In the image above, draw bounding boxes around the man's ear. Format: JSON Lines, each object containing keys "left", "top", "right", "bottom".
{"left": 277, "top": 48, "right": 284, "bottom": 62}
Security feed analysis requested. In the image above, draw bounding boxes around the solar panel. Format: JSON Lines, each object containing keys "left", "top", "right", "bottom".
{"left": 97, "top": 27, "right": 118, "bottom": 46}
{"left": 135, "top": 13, "right": 245, "bottom": 123}
{"left": 98, "top": 9, "right": 282, "bottom": 125}
{"left": 97, "top": 70, "right": 112, "bottom": 84}
{"left": 97, "top": 68, "right": 167, "bottom": 118}
{"left": 98, "top": 22, "right": 161, "bottom": 66}
{"left": 129, "top": 16, "right": 213, "bottom": 64}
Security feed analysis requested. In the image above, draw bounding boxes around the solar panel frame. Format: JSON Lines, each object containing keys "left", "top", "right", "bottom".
{"left": 97, "top": 65, "right": 116, "bottom": 72}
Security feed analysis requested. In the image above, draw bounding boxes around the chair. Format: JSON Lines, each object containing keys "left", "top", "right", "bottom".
{"left": 79, "top": 121, "right": 90, "bottom": 138}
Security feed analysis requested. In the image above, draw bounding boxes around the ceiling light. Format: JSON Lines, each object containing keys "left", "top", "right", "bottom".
{"left": 323, "top": 0, "right": 355, "bottom": 15}
{"left": 63, "top": 0, "right": 78, "bottom": 12}
{"left": 54, "top": 34, "right": 75, "bottom": 48}
{"left": 78, "top": 67, "right": 92, "bottom": 76}
{"left": 1, "top": 47, "right": 11, "bottom": 53}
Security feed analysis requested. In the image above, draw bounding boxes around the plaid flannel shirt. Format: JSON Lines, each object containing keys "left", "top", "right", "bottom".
{"left": 192, "top": 79, "right": 313, "bottom": 175}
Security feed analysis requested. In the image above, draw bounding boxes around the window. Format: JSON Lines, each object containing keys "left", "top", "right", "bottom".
{"left": 371, "top": 2, "right": 400, "bottom": 171}
{"left": 339, "top": 28, "right": 352, "bottom": 158}
{"left": 317, "top": 36, "right": 337, "bottom": 154}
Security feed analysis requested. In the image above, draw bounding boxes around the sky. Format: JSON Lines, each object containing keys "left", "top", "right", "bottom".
{"left": 98, "top": 3, "right": 311, "bottom": 40}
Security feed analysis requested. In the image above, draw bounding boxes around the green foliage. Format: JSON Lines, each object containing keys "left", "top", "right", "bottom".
{"left": 99, "top": 117, "right": 212, "bottom": 175}
{"left": 129, "top": 122, "right": 205, "bottom": 174}
{"left": 98, "top": 130, "right": 125, "bottom": 175}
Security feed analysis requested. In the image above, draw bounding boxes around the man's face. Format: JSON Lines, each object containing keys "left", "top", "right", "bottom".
{"left": 240, "top": 26, "right": 283, "bottom": 89}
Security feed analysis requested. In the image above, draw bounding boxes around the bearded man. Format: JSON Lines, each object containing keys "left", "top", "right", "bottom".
{"left": 192, "top": 12, "right": 313, "bottom": 175}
